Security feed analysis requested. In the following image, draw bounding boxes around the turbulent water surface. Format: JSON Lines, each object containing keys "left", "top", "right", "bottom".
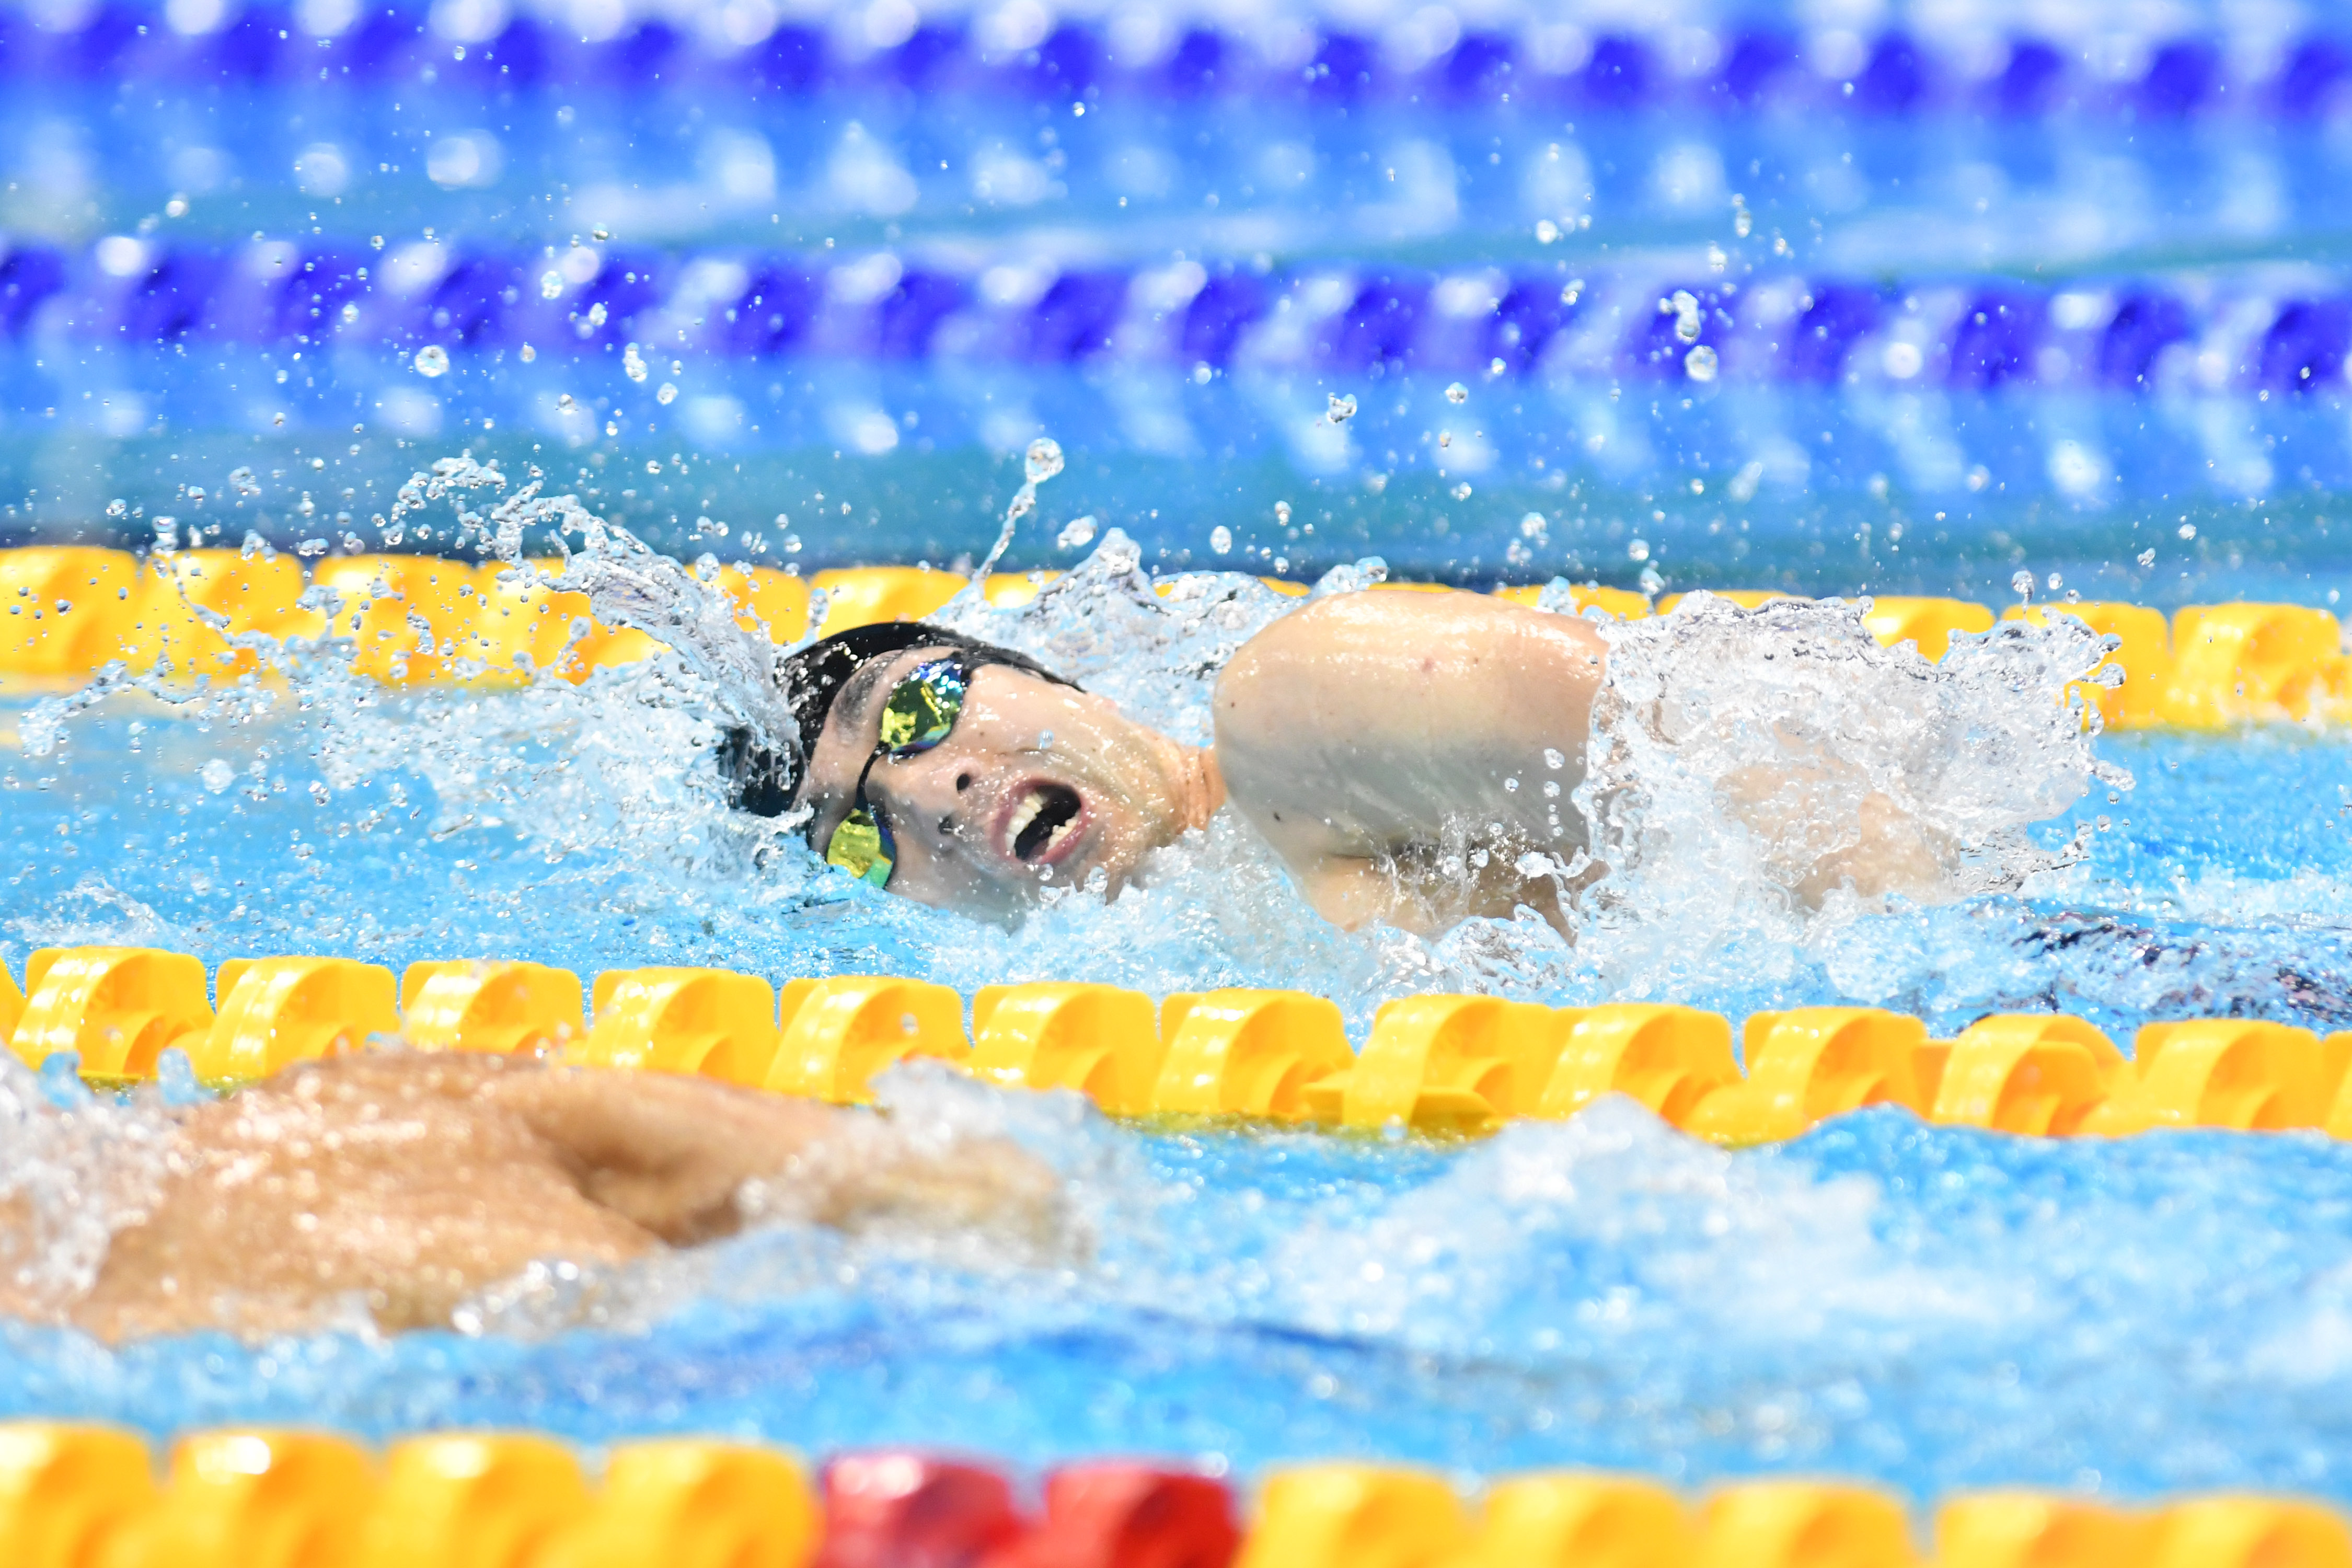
{"left": 4, "top": 514, "right": 2352, "bottom": 1501}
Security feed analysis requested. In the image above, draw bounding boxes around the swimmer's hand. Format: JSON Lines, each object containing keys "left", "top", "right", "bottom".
{"left": 71, "top": 1053, "right": 1064, "bottom": 1341}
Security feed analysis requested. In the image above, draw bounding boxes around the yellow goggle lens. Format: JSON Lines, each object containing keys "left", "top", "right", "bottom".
{"left": 823, "top": 808, "right": 894, "bottom": 887}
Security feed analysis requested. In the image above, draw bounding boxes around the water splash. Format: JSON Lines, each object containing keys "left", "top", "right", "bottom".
{"left": 966, "top": 436, "right": 1066, "bottom": 591}
{"left": 13, "top": 459, "right": 2152, "bottom": 1036}
{"left": 1571, "top": 592, "right": 2128, "bottom": 994}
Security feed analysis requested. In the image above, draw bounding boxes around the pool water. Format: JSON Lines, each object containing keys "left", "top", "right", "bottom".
{"left": 9, "top": 0, "right": 2352, "bottom": 1513}
{"left": 7, "top": 585, "right": 2352, "bottom": 1500}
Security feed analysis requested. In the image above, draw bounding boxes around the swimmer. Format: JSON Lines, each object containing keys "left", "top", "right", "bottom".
{"left": 728, "top": 588, "right": 1951, "bottom": 932}
{"left": 5, "top": 1052, "right": 1062, "bottom": 1340}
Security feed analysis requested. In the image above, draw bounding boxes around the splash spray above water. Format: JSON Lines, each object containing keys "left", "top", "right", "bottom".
{"left": 17, "top": 448, "right": 2130, "bottom": 1017}
{"left": 969, "top": 437, "right": 1066, "bottom": 589}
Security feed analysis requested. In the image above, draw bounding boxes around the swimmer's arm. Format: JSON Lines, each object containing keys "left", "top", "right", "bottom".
{"left": 1715, "top": 763, "right": 1954, "bottom": 906}
{"left": 1213, "top": 589, "right": 1606, "bottom": 864}
{"left": 481, "top": 1065, "right": 1064, "bottom": 1246}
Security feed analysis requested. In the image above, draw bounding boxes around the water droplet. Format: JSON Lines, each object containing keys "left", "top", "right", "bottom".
{"left": 412, "top": 344, "right": 449, "bottom": 377}
{"left": 1445, "top": 382, "right": 1468, "bottom": 404}
{"left": 622, "top": 344, "right": 648, "bottom": 383}
{"left": 1209, "top": 525, "right": 1233, "bottom": 554}
{"left": 520, "top": 343, "right": 537, "bottom": 363}
{"left": 1627, "top": 538, "right": 1651, "bottom": 562}
{"left": 1327, "top": 393, "right": 1357, "bottom": 423}
{"left": 2011, "top": 569, "right": 2035, "bottom": 599}
{"left": 2046, "top": 571, "right": 2063, "bottom": 592}
{"left": 1638, "top": 564, "right": 1664, "bottom": 595}
{"left": 1024, "top": 437, "right": 1065, "bottom": 483}
{"left": 1684, "top": 344, "right": 1719, "bottom": 382}
{"left": 1669, "top": 289, "right": 1702, "bottom": 343}
{"left": 656, "top": 383, "right": 677, "bottom": 405}
{"left": 540, "top": 270, "right": 564, "bottom": 300}
{"left": 1057, "top": 515, "right": 1097, "bottom": 550}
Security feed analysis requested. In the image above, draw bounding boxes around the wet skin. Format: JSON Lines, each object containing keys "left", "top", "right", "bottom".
{"left": 1, "top": 1053, "right": 1062, "bottom": 1341}
{"left": 795, "top": 589, "right": 1611, "bottom": 933}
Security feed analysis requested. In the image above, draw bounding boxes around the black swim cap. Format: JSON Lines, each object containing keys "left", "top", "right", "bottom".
{"left": 721, "top": 620, "right": 1076, "bottom": 817}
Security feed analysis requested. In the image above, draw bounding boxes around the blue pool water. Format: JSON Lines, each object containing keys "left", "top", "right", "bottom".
{"left": 10, "top": 0, "right": 2352, "bottom": 1512}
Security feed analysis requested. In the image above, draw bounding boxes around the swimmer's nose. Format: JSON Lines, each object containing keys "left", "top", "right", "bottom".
{"left": 873, "top": 750, "right": 986, "bottom": 849}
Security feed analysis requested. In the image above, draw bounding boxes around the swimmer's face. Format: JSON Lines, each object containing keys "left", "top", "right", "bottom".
{"left": 797, "top": 647, "right": 1205, "bottom": 919}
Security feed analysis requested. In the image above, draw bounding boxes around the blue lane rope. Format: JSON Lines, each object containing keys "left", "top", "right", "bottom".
{"left": 2, "top": 4, "right": 2351, "bottom": 119}
{"left": 4, "top": 238, "right": 2349, "bottom": 396}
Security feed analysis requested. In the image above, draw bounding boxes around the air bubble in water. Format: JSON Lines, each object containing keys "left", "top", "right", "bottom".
{"left": 646, "top": 459, "right": 662, "bottom": 475}
{"left": 1025, "top": 437, "right": 1065, "bottom": 483}
{"left": 1445, "top": 382, "right": 1468, "bottom": 404}
{"left": 557, "top": 393, "right": 578, "bottom": 411}
{"left": 1210, "top": 525, "right": 1233, "bottom": 554}
{"left": 2047, "top": 572, "right": 2063, "bottom": 592}
{"left": 1275, "top": 501, "right": 1292, "bottom": 525}
{"left": 1057, "top": 516, "right": 1097, "bottom": 550}
{"left": 199, "top": 758, "right": 234, "bottom": 793}
{"left": 540, "top": 270, "right": 564, "bottom": 300}
{"left": 1544, "top": 746, "right": 1566, "bottom": 769}
{"left": 1327, "top": 393, "right": 1357, "bottom": 423}
{"left": 2011, "top": 570, "right": 2035, "bottom": 600}
{"left": 2178, "top": 523, "right": 2196, "bottom": 539}
{"left": 657, "top": 383, "right": 677, "bottom": 405}
{"left": 592, "top": 226, "right": 610, "bottom": 241}
{"left": 1684, "top": 344, "right": 1719, "bottom": 382}
{"left": 227, "top": 466, "right": 261, "bottom": 498}
{"left": 1628, "top": 538, "right": 1651, "bottom": 562}
{"left": 105, "top": 499, "right": 126, "bottom": 517}
{"left": 1451, "top": 482, "right": 1472, "bottom": 500}
{"left": 413, "top": 345, "right": 450, "bottom": 377}
{"left": 623, "top": 345, "right": 648, "bottom": 382}
{"left": 2137, "top": 548, "right": 2157, "bottom": 567}
{"left": 340, "top": 302, "right": 360, "bottom": 325}
{"left": 1639, "top": 564, "right": 1664, "bottom": 595}
{"left": 520, "top": 344, "right": 537, "bottom": 363}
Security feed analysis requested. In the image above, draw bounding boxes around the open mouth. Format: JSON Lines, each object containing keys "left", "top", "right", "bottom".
{"left": 1005, "top": 781, "right": 1084, "bottom": 863}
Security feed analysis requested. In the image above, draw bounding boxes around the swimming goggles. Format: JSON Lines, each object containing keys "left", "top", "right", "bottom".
{"left": 822, "top": 656, "right": 971, "bottom": 887}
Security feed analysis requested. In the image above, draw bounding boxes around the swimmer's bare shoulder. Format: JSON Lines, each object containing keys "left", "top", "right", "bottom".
{"left": 71, "top": 1053, "right": 1061, "bottom": 1341}
{"left": 1213, "top": 589, "right": 1607, "bottom": 930}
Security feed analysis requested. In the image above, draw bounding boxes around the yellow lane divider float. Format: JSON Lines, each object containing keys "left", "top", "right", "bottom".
{"left": 3, "top": 547, "right": 2347, "bottom": 730}
{"left": 0, "top": 1422, "right": 2346, "bottom": 1568}
{"left": 7, "top": 947, "right": 2352, "bottom": 1146}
